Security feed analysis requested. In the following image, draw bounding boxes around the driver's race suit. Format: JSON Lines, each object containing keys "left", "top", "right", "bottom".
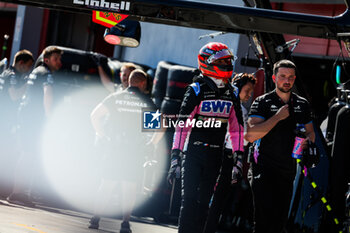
{"left": 171, "top": 75, "right": 244, "bottom": 233}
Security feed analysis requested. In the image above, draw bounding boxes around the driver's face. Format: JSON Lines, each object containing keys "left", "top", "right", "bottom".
{"left": 211, "top": 58, "right": 232, "bottom": 66}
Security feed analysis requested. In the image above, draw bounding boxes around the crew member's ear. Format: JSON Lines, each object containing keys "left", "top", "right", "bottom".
{"left": 44, "top": 58, "right": 49, "bottom": 64}
{"left": 272, "top": 74, "right": 276, "bottom": 83}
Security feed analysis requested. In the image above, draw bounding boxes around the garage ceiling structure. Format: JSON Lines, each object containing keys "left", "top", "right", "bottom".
{"left": 3, "top": 0, "right": 349, "bottom": 98}
{"left": 0, "top": 0, "right": 349, "bottom": 41}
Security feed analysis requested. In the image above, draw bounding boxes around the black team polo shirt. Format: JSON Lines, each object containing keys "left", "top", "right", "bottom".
{"left": 249, "top": 90, "right": 312, "bottom": 177}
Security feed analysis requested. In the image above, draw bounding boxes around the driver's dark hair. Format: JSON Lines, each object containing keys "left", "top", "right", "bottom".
{"left": 273, "top": 59, "right": 296, "bottom": 75}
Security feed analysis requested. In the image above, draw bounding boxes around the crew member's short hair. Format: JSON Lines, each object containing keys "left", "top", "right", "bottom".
{"left": 43, "top": 46, "right": 63, "bottom": 59}
{"left": 273, "top": 59, "right": 296, "bottom": 75}
{"left": 14, "top": 49, "right": 34, "bottom": 64}
{"left": 129, "top": 69, "right": 147, "bottom": 86}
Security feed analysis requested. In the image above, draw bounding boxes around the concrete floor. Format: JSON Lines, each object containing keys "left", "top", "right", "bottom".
{"left": 0, "top": 198, "right": 178, "bottom": 233}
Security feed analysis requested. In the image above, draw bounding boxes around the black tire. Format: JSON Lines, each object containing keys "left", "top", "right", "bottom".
{"left": 165, "top": 65, "right": 199, "bottom": 101}
{"left": 152, "top": 61, "right": 175, "bottom": 109}
{"left": 108, "top": 59, "right": 123, "bottom": 84}
{"left": 160, "top": 97, "right": 182, "bottom": 116}
{"left": 34, "top": 46, "right": 111, "bottom": 86}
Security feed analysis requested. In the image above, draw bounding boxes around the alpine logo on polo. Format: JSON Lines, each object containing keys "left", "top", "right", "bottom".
{"left": 270, "top": 105, "right": 278, "bottom": 111}
{"left": 294, "top": 105, "right": 302, "bottom": 112}
{"left": 201, "top": 100, "right": 232, "bottom": 114}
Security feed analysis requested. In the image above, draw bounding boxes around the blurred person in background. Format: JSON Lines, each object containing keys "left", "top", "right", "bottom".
{"left": 89, "top": 69, "right": 157, "bottom": 233}
{"left": 118, "top": 63, "right": 137, "bottom": 91}
{"left": 0, "top": 49, "right": 34, "bottom": 135}
{"left": 0, "top": 49, "right": 34, "bottom": 196}
{"left": 6, "top": 47, "right": 62, "bottom": 206}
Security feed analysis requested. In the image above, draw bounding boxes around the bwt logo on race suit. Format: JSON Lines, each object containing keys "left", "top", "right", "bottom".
{"left": 73, "top": 0, "right": 130, "bottom": 11}
{"left": 143, "top": 110, "right": 221, "bottom": 130}
{"left": 200, "top": 100, "right": 232, "bottom": 114}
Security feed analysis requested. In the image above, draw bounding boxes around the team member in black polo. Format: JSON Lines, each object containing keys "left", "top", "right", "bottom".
{"left": 89, "top": 69, "right": 157, "bottom": 233}
{"left": 6, "top": 47, "right": 62, "bottom": 207}
{"left": 245, "top": 59, "right": 315, "bottom": 233}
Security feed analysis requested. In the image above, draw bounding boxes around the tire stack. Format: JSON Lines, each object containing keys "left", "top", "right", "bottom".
{"left": 151, "top": 61, "right": 199, "bottom": 164}
{"left": 142, "top": 62, "right": 198, "bottom": 223}
{"left": 108, "top": 59, "right": 123, "bottom": 85}
{"left": 161, "top": 64, "right": 198, "bottom": 221}
{"left": 35, "top": 46, "right": 111, "bottom": 88}
{"left": 160, "top": 64, "right": 199, "bottom": 116}
{"left": 152, "top": 61, "right": 175, "bottom": 109}
{"left": 159, "top": 64, "right": 199, "bottom": 157}
{"left": 160, "top": 64, "right": 199, "bottom": 143}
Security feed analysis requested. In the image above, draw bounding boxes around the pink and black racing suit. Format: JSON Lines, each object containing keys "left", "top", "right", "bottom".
{"left": 171, "top": 75, "right": 244, "bottom": 233}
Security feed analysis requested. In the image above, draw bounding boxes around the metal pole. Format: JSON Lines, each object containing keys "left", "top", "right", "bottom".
{"left": 1, "top": 34, "right": 9, "bottom": 60}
